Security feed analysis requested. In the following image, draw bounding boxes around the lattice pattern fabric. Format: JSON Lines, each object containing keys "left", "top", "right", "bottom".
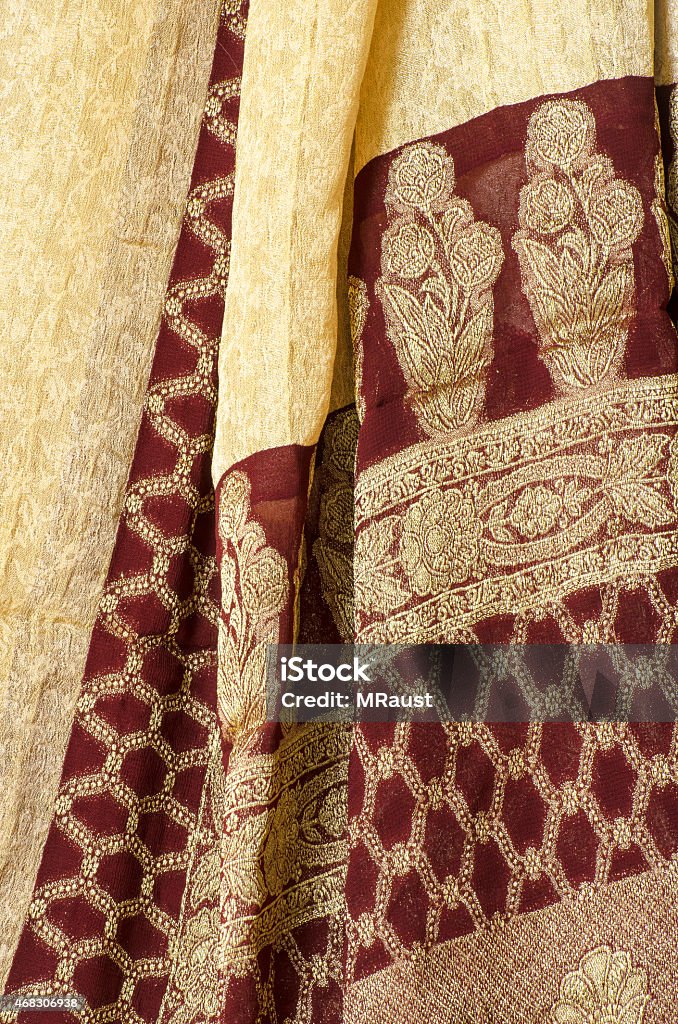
{"left": 3, "top": 0, "right": 678, "bottom": 1022}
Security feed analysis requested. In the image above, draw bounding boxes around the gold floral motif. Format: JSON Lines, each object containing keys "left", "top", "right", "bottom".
{"left": 513, "top": 98, "right": 644, "bottom": 392}
{"left": 217, "top": 470, "right": 288, "bottom": 742}
{"left": 359, "top": 429, "right": 674, "bottom": 618}
{"left": 161, "top": 743, "right": 227, "bottom": 1024}
{"left": 167, "top": 906, "right": 222, "bottom": 1024}
{"left": 508, "top": 482, "right": 573, "bottom": 539}
{"left": 666, "top": 87, "right": 678, "bottom": 283}
{"left": 354, "top": 376, "right": 678, "bottom": 640}
{"left": 387, "top": 141, "right": 457, "bottom": 212}
{"left": 263, "top": 788, "right": 302, "bottom": 895}
{"left": 377, "top": 141, "right": 504, "bottom": 436}
{"left": 355, "top": 513, "right": 409, "bottom": 617}
{"left": 313, "top": 408, "right": 359, "bottom": 640}
{"left": 348, "top": 276, "right": 369, "bottom": 422}
{"left": 400, "top": 487, "right": 481, "bottom": 593}
{"left": 551, "top": 946, "right": 650, "bottom": 1024}
{"left": 222, "top": 810, "right": 268, "bottom": 908}
{"left": 220, "top": 730, "right": 350, "bottom": 970}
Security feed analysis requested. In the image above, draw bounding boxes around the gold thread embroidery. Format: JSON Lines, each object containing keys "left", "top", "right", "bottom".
{"left": 651, "top": 104, "right": 674, "bottom": 293}
{"left": 551, "top": 946, "right": 650, "bottom": 1024}
{"left": 348, "top": 277, "right": 369, "bottom": 423}
{"left": 355, "top": 376, "right": 678, "bottom": 640}
{"left": 313, "top": 408, "right": 358, "bottom": 640}
{"left": 666, "top": 87, "right": 678, "bottom": 284}
{"left": 401, "top": 487, "right": 482, "bottom": 594}
{"left": 376, "top": 141, "right": 504, "bottom": 436}
{"left": 346, "top": 713, "right": 678, "bottom": 983}
{"left": 513, "top": 98, "right": 644, "bottom": 392}
{"left": 217, "top": 470, "right": 288, "bottom": 742}
{"left": 168, "top": 907, "right": 222, "bottom": 1024}
{"left": 219, "top": 724, "right": 351, "bottom": 972}
{"left": 161, "top": 736, "right": 227, "bottom": 1024}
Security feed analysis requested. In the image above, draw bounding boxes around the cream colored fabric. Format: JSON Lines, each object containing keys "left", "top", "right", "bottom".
{"left": 0, "top": 0, "right": 220, "bottom": 982}
{"left": 356, "top": 0, "right": 654, "bottom": 173}
{"left": 656, "top": 0, "right": 678, "bottom": 83}
{"left": 212, "top": 0, "right": 378, "bottom": 483}
{"left": 214, "top": 0, "right": 659, "bottom": 485}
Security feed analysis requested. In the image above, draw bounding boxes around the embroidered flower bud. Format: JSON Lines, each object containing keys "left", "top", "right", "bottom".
{"left": 519, "top": 175, "right": 574, "bottom": 234}
{"left": 388, "top": 141, "right": 455, "bottom": 211}
{"left": 526, "top": 98, "right": 595, "bottom": 170}
{"left": 383, "top": 219, "right": 435, "bottom": 278}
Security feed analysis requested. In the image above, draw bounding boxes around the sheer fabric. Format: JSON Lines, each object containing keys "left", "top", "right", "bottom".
{"left": 2, "top": 0, "right": 678, "bottom": 1021}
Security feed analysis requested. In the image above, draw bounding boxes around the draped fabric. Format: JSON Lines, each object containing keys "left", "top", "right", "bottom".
{"left": 2, "top": 0, "right": 678, "bottom": 1021}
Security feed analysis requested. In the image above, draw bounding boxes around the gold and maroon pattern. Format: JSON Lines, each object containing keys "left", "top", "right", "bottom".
{"left": 345, "top": 74, "right": 678, "bottom": 989}
{"left": 351, "top": 76, "right": 678, "bottom": 646}
{"left": 299, "top": 405, "right": 359, "bottom": 644}
{"left": 213, "top": 446, "right": 352, "bottom": 1024}
{"left": 345, "top": 720, "right": 678, "bottom": 984}
{"left": 3, "top": 4, "right": 248, "bottom": 1020}
{"left": 352, "top": 77, "right": 677, "bottom": 468}
{"left": 5, "top": 42, "right": 678, "bottom": 1024}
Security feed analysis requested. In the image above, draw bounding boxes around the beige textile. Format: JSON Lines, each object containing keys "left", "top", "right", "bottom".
{"left": 657, "top": 0, "right": 678, "bottom": 84}
{"left": 357, "top": 0, "right": 654, "bottom": 173}
{"left": 212, "top": 0, "right": 379, "bottom": 483}
{"left": 214, "top": 0, "right": 669, "bottom": 483}
{"left": 0, "top": 0, "right": 220, "bottom": 981}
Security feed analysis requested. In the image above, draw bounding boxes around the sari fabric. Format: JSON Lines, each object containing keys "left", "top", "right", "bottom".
{"left": 3, "top": 0, "right": 678, "bottom": 1021}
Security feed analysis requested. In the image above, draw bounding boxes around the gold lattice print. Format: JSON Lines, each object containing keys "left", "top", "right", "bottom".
{"left": 1, "top": 6, "right": 248, "bottom": 1021}
{"left": 346, "top": 711, "right": 678, "bottom": 981}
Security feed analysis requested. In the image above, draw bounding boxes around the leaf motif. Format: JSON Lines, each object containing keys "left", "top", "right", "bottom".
{"left": 610, "top": 435, "right": 666, "bottom": 479}
{"left": 560, "top": 246, "right": 582, "bottom": 287}
{"left": 223, "top": 812, "right": 268, "bottom": 905}
{"left": 357, "top": 516, "right": 396, "bottom": 564}
{"left": 315, "top": 544, "right": 352, "bottom": 588}
{"left": 560, "top": 225, "right": 591, "bottom": 264}
{"left": 590, "top": 263, "right": 632, "bottom": 334}
{"left": 532, "top": 286, "right": 578, "bottom": 337}
{"left": 381, "top": 282, "right": 428, "bottom": 339}
{"left": 422, "top": 292, "right": 449, "bottom": 350}
{"left": 489, "top": 500, "right": 509, "bottom": 522}
{"left": 586, "top": 333, "right": 621, "bottom": 383}
{"left": 358, "top": 569, "right": 409, "bottom": 615}
{"left": 421, "top": 272, "right": 451, "bottom": 316}
{"left": 453, "top": 302, "right": 492, "bottom": 382}
{"left": 607, "top": 481, "right": 674, "bottom": 527}
{"left": 489, "top": 521, "right": 515, "bottom": 544}
{"left": 381, "top": 284, "right": 437, "bottom": 384}
{"left": 515, "top": 237, "right": 562, "bottom": 291}
{"left": 398, "top": 327, "right": 437, "bottom": 385}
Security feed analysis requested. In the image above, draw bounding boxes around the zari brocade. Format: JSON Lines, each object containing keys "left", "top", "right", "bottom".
{"left": 2, "top": 0, "right": 678, "bottom": 1022}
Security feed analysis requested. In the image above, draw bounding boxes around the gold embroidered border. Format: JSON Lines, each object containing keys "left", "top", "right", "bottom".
{"left": 345, "top": 860, "right": 678, "bottom": 1023}
{"left": 356, "top": 375, "right": 678, "bottom": 640}
{"left": 219, "top": 724, "right": 351, "bottom": 970}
